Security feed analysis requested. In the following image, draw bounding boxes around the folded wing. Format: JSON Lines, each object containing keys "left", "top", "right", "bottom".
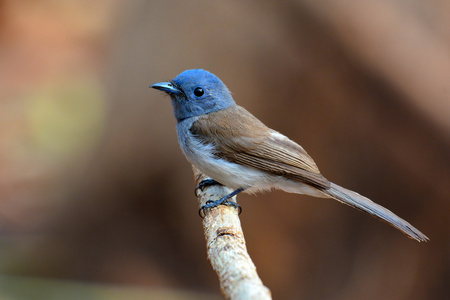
{"left": 191, "top": 105, "right": 330, "bottom": 189}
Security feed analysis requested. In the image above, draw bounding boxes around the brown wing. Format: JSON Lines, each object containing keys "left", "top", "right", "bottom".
{"left": 190, "top": 105, "right": 330, "bottom": 189}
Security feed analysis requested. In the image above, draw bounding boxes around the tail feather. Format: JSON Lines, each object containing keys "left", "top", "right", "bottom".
{"left": 323, "top": 183, "right": 429, "bottom": 242}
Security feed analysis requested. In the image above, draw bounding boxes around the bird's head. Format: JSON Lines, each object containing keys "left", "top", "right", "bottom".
{"left": 151, "top": 69, "right": 235, "bottom": 122}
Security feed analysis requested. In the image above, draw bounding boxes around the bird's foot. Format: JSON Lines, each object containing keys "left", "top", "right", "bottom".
{"left": 198, "top": 188, "right": 244, "bottom": 218}
{"left": 199, "top": 199, "right": 242, "bottom": 218}
{"left": 195, "top": 179, "right": 223, "bottom": 197}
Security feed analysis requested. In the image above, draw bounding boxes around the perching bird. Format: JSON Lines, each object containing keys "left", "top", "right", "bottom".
{"left": 151, "top": 69, "right": 428, "bottom": 242}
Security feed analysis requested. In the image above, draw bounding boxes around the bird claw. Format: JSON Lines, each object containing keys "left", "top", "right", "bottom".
{"left": 194, "top": 179, "right": 223, "bottom": 197}
{"left": 198, "top": 200, "right": 242, "bottom": 218}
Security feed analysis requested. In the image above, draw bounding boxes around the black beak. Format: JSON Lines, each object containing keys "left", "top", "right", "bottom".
{"left": 150, "top": 82, "right": 182, "bottom": 95}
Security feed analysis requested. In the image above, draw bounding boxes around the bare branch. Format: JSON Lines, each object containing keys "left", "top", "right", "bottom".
{"left": 193, "top": 167, "right": 272, "bottom": 300}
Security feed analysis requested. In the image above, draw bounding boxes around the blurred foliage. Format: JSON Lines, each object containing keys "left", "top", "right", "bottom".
{"left": 0, "top": 275, "right": 220, "bottom": 300}
{"left": 0, "top": 1, "right": 448, "bottom": 300}
{"left": 25, "top": 77, "right": 105, "bottom": 162}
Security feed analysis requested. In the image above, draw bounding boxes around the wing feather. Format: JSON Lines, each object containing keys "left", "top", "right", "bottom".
{"left": 190, "top": 105, "right": 330, "bottom": 189}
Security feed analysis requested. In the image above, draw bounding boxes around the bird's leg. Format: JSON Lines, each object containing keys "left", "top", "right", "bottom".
{"left": 195, "top": 179, "right": 223, "bottom": 197}
{"left": 199, "top": 188, "right": 244, "bottom": 218}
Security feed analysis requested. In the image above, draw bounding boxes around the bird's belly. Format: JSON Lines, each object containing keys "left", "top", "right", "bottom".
{"left": 186, "top": 148, "right": 323, "bottom": 197}
{"left": 186, "top": 142, "right": 270, "bottom": 191}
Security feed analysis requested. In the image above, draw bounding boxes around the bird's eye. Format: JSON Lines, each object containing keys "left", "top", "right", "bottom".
{"left": 194, "top": 87, "right": 204, "bottom": 97}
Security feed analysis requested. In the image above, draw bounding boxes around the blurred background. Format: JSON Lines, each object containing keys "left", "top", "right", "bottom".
{"left": 0, "top": 1, "right": 448, "bottom": 299}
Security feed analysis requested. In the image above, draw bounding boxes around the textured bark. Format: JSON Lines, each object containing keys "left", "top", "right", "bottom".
{"left": 193, "top": 167, "right": 271, "bottom": 300}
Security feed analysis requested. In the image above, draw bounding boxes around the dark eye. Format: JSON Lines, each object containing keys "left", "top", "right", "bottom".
{"left": 194, "top": 87, "right": 204, "bottom": 97}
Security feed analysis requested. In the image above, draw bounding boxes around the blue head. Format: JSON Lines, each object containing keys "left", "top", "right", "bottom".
{"left": 151, "top": 69, "right": 236, "bottom": 122}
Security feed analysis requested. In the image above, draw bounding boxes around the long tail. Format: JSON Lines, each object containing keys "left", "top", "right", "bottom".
{"left": 322, "top": 183, "right": 429, "bottom": 242}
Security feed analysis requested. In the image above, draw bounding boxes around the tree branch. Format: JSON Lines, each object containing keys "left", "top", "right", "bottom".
{"left": 193, "top": 167, "right": 271, "bottom": 300}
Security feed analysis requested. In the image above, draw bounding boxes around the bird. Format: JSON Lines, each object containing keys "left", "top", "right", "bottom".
{"left": 151, "top": 69, "right": 428, "bottom": 242}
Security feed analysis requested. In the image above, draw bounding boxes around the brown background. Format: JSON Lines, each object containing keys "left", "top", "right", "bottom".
{"left": 0, "top": 1, "right": 448, "bottom": 299}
